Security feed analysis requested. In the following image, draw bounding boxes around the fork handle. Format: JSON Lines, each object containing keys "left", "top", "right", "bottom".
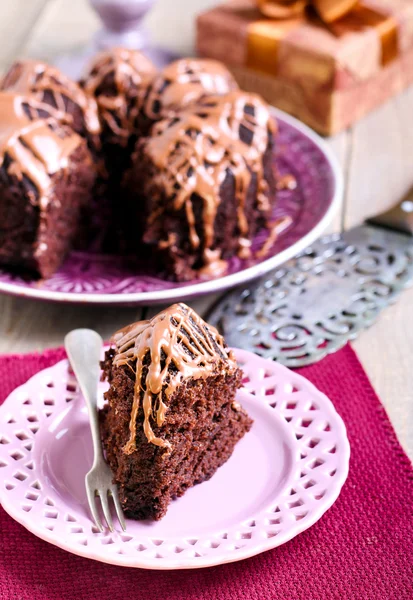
{"left": 65, "top": 329, "right": 105, "bottom": 465}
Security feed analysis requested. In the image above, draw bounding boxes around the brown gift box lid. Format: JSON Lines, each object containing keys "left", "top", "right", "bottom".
{"left": 196, "top": 0, "right": 413, "bottom": 134}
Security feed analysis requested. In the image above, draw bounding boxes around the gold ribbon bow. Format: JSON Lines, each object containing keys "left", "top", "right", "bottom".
{"left": 257, "top": 0, "right": 358, "bottom": 23}
{"left": 249, "top": 0, "right": 398, "bottom": 77}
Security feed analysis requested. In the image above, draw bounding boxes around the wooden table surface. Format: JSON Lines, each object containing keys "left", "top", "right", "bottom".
{"left": 0, "top": 0, "right": 412, "bottom": 459}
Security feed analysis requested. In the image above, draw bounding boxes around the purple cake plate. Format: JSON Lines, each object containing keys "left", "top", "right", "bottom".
{"left": 0, "top": 348, "right": 349, "bottom": 569}
{"left": 0, "top": 109, "right": 343, "bottom": 306}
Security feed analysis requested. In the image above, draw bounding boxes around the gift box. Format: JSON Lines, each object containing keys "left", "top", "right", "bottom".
{"left": 196, "top": 0, "right": 413, "bottom": 135}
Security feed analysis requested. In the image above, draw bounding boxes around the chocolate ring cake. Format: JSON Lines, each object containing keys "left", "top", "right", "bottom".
{"left": 100, "top": 302, "right": 252, "bottom": 520}
{"left": 0, "top": 50, "right": 278, "bottom": 280}
{"left": 143, "top": 58, "right": 238, "bottom": 123}
{"left": 1, "top": 59, "right": 101, "bottom": 152}
{"left": 123, "top": 90, "right": 276, "bottom": 281}
{"left": 0, "top": 92, "right": 95, "bottom": 278}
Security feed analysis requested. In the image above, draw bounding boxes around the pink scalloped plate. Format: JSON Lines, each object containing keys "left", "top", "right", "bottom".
{"left": 0, "top": 348, "right": 349, "bottom": 569}
{"left": 0, "top": 109, "right": 343, "bottom": 305}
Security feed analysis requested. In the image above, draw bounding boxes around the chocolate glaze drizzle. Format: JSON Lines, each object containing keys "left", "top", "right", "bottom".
{"left": 0, "top": 92, "right": 85, "bottom": 212}
{"left": 1, "top": 59, "right": 101, "bottom": 140}
{"left": 82, "top": 48, "right": 157, "bottom": 145}
{"left": 144, "top": 58, "right": 238, "bottom": 121}
{"left": 112, "top": 303, "right": 237, "bottom": 453}
{"left": 142, "top": 90, "right": 276, "bottom": 271}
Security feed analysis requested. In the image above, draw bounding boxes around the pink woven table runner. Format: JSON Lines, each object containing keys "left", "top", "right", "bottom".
{"left": 1, "top": 345, "right": 412, "bottom": 600}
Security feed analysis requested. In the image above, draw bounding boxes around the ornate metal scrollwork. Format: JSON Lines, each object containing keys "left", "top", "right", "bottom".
{"left": 208, "top": 226, "right": 413, "bottom": 367}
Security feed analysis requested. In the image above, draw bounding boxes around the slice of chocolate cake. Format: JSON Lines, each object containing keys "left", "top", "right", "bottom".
{"left": 143, "top": 58, "right": 238, "bottom": 124}
{"left": 0, "top": 92, "right": 95, "bottom": 278}
{"left": 123, "top": 90, "right": 276, "bottom": 281}
{"left": 100, "top": 303, "right": 252, "bottom": 521}
{"left": 1, "top": 59, "right": 101, "bottom": 152}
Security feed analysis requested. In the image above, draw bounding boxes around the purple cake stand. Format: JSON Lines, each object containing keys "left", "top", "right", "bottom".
{"left": 0, "top": 108, "right": 343, "bottom": 305}
{"left": 56, "top": 0, "right": 178, "bottom": 78}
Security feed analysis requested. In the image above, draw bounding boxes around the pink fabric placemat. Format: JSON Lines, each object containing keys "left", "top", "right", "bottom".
{"left": 1, "top": 345, "right": 412, "bottom": 600}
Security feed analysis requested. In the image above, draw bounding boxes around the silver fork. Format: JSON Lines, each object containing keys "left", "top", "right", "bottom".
{"left": 65, "top": 328, "right": 126, "bottom": 532}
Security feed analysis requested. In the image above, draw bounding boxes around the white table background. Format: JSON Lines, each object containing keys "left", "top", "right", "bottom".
{"left": 0, "top": 0, "right": 412, "bottom": 459}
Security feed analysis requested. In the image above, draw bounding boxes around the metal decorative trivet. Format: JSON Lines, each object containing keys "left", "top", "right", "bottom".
{"left": 208, "top": 194, "right": 413, "bottom": 367}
